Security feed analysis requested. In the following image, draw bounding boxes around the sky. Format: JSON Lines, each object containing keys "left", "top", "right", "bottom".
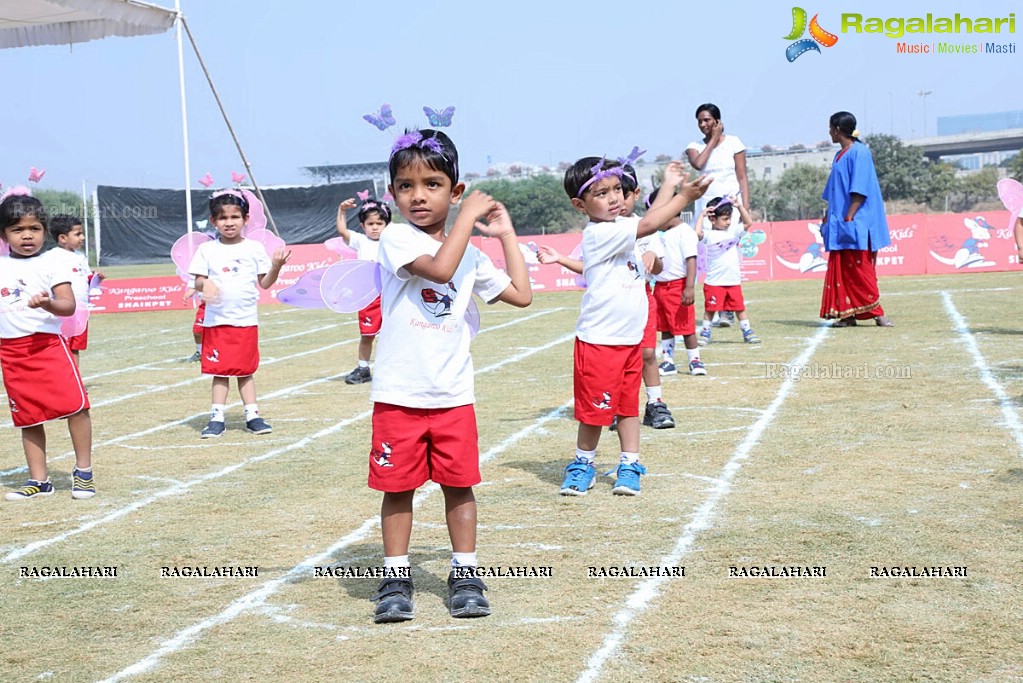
{"left": 0, "top": 0, "right": 1020, "bottom": 191}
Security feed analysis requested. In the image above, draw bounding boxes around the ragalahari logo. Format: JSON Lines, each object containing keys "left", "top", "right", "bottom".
{"left": 784, "top": 7, "right": 839, "bottom": 61}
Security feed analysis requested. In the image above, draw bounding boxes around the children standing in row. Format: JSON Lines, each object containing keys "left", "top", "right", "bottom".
{"left": 559, "top": 158, "right": 708, "bottom": 498}
{"left": 188, "top": 191, "right": 291, "bottom": 438}
{"left": 697, "top": 196, "right": 762, "bottom": 345}
{"left": 0, "top": 193, "right": 95, "bottom": 501}
{"left": 48, "top": 214, "right": 104, "bottom": 368}
{"left": 335, "top": 195, "right": 392, "bottom": 384}
{"left": 368, "top": 129, "right": 532, "bottom": 623}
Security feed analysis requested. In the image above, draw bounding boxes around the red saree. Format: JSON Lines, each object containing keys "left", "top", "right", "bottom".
{"left": 819, "top": 250, "right": 885, "bottom": 320}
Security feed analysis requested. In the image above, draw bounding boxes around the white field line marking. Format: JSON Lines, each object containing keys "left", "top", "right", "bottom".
{"left": 941, "top": 291, "right": 1023, "bottom": 455}
{"left": 576, "top": 326, "right": 829, "bottom": 683}
{"left": 96, "top": 401, "right": 572, "bottom": 683}
{"left": 2, "top": 324, "right": 571, "bottom": 559}
{"left": 888, "top": 286, "right": 1013, "bottom": 297}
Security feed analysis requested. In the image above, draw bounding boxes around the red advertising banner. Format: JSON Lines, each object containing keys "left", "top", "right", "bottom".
{"left": 88, "top": 210, "right": 1021, "bottom": 313}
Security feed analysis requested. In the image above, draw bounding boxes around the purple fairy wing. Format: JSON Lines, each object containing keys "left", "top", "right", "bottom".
{"left": 245, "top": 228, "right": 286, "bottom": 260}
{"left": 239, "top": 189, "right": 266, "bottom": 233}
{"left": 171, "top": 232, "right": 214, "bottom": 283}
{"left": 324, "top": 236, "right": 358, "bottom": 260}
{"left": 319, "top": 260, "right": 381, "bottom": 313}
{"left": 696, "top": 241, "right": 708, "bottom": 280}
{"left": 277, "top": 267, "right": 330, "bottom": 309}
{"left": 465, "top": 297, "right": 481, "bottom": 338}
{"left": 60, "top": 306, "right": 89, "bottom": 338}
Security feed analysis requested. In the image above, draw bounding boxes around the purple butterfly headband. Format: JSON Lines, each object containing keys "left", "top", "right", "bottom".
{"left": 576, "top": 146, "right": 646, "bottom": 198}
{"left": 362, "top": 103, "right": 456, "bottom": 157}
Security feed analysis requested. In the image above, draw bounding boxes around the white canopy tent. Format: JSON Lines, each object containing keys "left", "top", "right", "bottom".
{"left": 0, "top": 0, "right": 279, "bottom": 248}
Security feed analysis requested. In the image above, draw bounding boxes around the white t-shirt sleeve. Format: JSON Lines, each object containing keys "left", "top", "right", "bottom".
{"left": 379, "top": 225, "right": 430, "bottom": 282}
{"left": 471, "top": 248, "right": 512, "bottom": 304}
{"left": 187, "top": 243, "right": 211, "bottom": 278}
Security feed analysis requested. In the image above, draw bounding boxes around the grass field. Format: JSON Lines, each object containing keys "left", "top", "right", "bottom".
{"left": 1, "top": 272, "right": 1022, "bottom": 682}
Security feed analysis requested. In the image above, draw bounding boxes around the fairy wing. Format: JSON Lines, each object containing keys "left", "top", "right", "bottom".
{"left": 171, "top": 232, "right": 214, "bottom": 283}
{"left": 277, "top": 267, "right": 330, "bottom": 309}
{"left": 324, "top": 236, "right": 358, "bottom": 260}
{"left": 997, "top": 178, "right": 1023, "bottom": 231}
{"left": 319, "top": 260, "right": 381, "bottom": 313}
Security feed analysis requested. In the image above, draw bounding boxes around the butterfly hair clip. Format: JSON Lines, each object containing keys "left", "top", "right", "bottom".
{"left": 363, "top": 103, "right": 397, "bottom": 131}
{"left": 423, "top": 106, "right": 455, "bottom": 127}
{"left": 357, "top": 190, "right": 370, "bottom": 201}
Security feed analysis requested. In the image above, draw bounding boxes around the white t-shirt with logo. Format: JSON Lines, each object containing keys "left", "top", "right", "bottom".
{"left": 348, "top": 231, "right": 381, "bottom": 262}
{"left": 635, "top": 233, "right": 665, "bottom": 285}
{"left": 702, "top": 223, "right": 746, "bottom": 286}
{"left": 576, "top": 216, "right": 647, "bottom": 346}
{"left": 188, "top": 239, "right": 271, "bottom": 327}
{"left": 371, "top": 222, "right": 511, "bottom": 409}
{"left": 654, "top": 223, "right": 700, "bottom": 282}
{"left": 0, "top": 251, "right": 72, "bottom": 339}
{"left": 48, "top": 248, "right": 90, "bottom": 303}
{"left": 686, "top": 134, "right": 747, "bottom": 221}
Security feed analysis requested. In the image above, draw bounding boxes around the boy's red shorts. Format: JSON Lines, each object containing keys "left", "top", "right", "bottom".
{"left": 654, "top": 278, "right": 695, "bottom": 336}
{"left": 369, "top": 403, "right": 480, "bottom": 492}
{"left": 703, "top": 284, "right": 745, "bottom": 313}
{"left": 201, "top": 325, "right": 259, "bottom": 377}
{"left": 192, "top": 303, "right": 206, "bottom": 337}
{"left": 573, "top": 339, "right": 641, "bottom": 427}
{"left": 358, "top": 296, "right": 382, "bottom": 337}
{"left": 67, "top": 324, "right": 88, "bottom": 351}
{"left": 0, "top": 333, "right": 89, "bottom": 427}
{"left": 643, "top": 285, "right": 657, "bottom": 349}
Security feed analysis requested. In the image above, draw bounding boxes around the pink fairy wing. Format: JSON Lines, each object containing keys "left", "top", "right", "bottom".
{"left": 170, "top": 232, "right": 214, "bottom": 283}
{"left": 239, "top": 189, "right": 267, "bottom": 233}
{"left": 0, "top": 241, "right": 8, "bottom": 257}
{"left": 277, "top": 267, "right": 330, "bottom": 309}
{"left": 319, "top": 260, "right": 381, "bottom": 313}
{"left": 997, "top": 178, "right": 1023, "bottom": 231}
{"left": 245, "top": 228, "right": 285, "bottom": 260}
{"left": 465, "top": 297, "right": 481, "bottom": 338}
{"left": 60, "top": 306, "right": 89, "bottom": 338}
{"left": 696, "top": 241, "right": 708, "bottom": 280}
{"left": 324, "top": 236, "right": 358, "bottom": 260}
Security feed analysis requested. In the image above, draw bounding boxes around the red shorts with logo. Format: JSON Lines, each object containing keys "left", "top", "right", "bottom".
{"left": 1, "top": 333, "right": 89, "bottom": 427}
{"left": 201, "top": 325, "right": 259, "bottom": 377}
{"left": 643, "top": 284, "right": 657, "bottom": 348}
{"left": 358, "top": 296, "right": 382, "bottom": 337}
{"left": 703, "top": 284, "right": 745, "bottom": 313}
{"left": 369, "top": 403, "right": 480, "bottom": 492}
{"left": 192, "top": 303, "right": 206, "bottom": 337}
{"left": 573, "top": 339, "right": 641, "bottom": 427}
{"left": 654, "top": 278, "right": 696, "bottom": 336}
{"left": 67, "top": 323, "right": 88, "bottom": 351}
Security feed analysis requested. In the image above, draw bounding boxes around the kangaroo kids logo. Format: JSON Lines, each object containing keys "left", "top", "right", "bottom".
{"left": 784, "top": 7, "right": 839, "bottom": 61}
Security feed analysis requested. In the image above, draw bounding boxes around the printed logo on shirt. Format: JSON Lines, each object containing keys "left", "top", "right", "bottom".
{"left": 626, "top": 260, "right": 643, "bottom": 280}
{"left": 221, "top": 259, "right": 242, "bottom": 274}
{"left": 420, "top": 281, "right": 457, "bottom": 318}
{"left": 371, "top": 442, "right": 393, "bottom": 468}
{"left": 784, "top": 7, "right": 839, "bottom": 62}
{"left": 592, "top": 392, "right": 612, "bottom": 410}
{"left": 1, "top": 280, "right": 27, "bottom": 304}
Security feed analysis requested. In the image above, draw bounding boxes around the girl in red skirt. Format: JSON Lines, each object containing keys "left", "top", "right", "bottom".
{"left": 0, "top": 190, "right": 94, "bottom": 500}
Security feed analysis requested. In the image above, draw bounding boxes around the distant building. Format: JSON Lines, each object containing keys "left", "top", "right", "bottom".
{"left": 744, "top": 147, "right": 836, "bottom": 181}
{"left": 937, "top": 111, "right": 1023, "bottom": 135}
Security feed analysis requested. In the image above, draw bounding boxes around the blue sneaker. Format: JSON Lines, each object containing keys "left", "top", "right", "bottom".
{"left": 5, "top": 479, "right": 54, "bottom": 501}
{"left": 201, "top": 420, "right": 226, "bottom": 438}
{"left": 606, "top": 462, "right": 647, "bottom": 496}
{"left": 742, "top": 328, "right": 762, "bottom": 344}
{"left": 245, "top": 417, "right": 273, "bottom": 435}
{"left": 560, "top": 459, "right": 597, "bottom": 496}
{"left": 71, "top": 468, "right": 95, "bottom": 500}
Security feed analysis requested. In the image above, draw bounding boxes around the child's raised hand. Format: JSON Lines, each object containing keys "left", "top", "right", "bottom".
{"left": 680, "top": 174, "right": 713, "bottom": 204}
{"left": 272, "top": 247, "right": 292, "bottom": 267}
{"left": 460, "top": 190, "right": 498, "bottom": 223}
{"left": 27, "top": 291, "right": 50, "bottom": 309}
{"left": 474, "top": 202, "right": 515, "bottom": 239}
{"left": 662, "top": 162, "right": 686, "bottom": 190}
{"left": 536, "top": 244, "right": 563, "bottom": 264}
{"left": 338, "top": 198, "right": 357, "bottom": 214}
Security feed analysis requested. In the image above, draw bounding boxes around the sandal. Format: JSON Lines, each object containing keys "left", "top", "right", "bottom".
{"left": 832, "top": 317, "right": 857, "bottom": 327}
{"left": 875, "top": 316, "right": 894, "bottom": 327}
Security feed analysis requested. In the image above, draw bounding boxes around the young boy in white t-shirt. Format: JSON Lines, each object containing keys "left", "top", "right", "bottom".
{"left": 335, "top": 195, "right": 391, "bottom": 384}
{"left": 48, "top": 214, "right": 104, "bottom": 367}
{"left": 368, "top": 129, "right": 532, "bottom": 624}
{"left": 188, "top": 191, "right": 290, "bottom": 438}
{"left": 697, "top": 196, "right": 762, "bottom": 345}
{"left": 559, "top": 158, "right": 708, "bottom": 498}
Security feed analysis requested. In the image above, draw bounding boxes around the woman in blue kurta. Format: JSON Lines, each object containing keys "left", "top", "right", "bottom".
{"left": 819, "top": 111, "right": 894, "bottom": 327}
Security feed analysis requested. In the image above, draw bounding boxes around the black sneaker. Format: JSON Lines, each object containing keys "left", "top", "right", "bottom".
{"left": 609, "top": 415, "right": 618, "bottom": 431}
{"left": 344, "top": 366, "right": 372, "bottom": 385}
{"left": 200, "top": 420, "right": 226, "bottom": 438}
{"left": 371, "top": 577, "right": 414, "bottom": 623}
{"left": 447, "top": 569, "right": 491, "bottom": 618}
{"left": 643, "top": 401, "right": 675, "bottom": 429}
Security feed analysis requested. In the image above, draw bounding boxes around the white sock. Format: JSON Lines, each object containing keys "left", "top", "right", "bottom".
{"left": 357, "top": 359, "right": 370, "bottom": 368}
{"left": 686, "top": 348, "right": 700, "bottom": 363}
{"left": 196, "top": 342, "right": 202, "bottom": 353}
{"left": 451, "top": 552, "right": 478, "bottom": 568}
{"left": 646, "top": 386, "right": 662, "bottom": 403}
{"left": 244, "top": 404, "right": 260, "bottom": 421}
{"left": 661, "top": 338, "right": 676, "bottom": 359}
{"left": 384, "top": 555, "right": 410, "bottom": 569}
{"left": 701, "top": 319, "right": 712, "bottom": 332}
{"left": 575, "top": 448, "right": 596, "bottom": 464}
{"left": 75, "top": 466, "right": 92, "bottom": 473}
{"left": 739, "top": 319, "right": 752, "bottom": 331}
{"left": 619, "top": 452, "right": 639, "bottom": 465}
{"left": 210, "top": 404, "right": 226, "bottom": 422}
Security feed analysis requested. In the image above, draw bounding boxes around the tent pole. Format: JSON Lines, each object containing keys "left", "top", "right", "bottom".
{"left": 180, "top": 16, "right": 280, "bottom": 237}
{"left": 81, "top": 179, "right": 90, "bottom": 263}
{"left": 175, "top": 1, "right": 193, "bottom": 235}
{"left": 92, "top": 189, "right": 102, "bottom": 266}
